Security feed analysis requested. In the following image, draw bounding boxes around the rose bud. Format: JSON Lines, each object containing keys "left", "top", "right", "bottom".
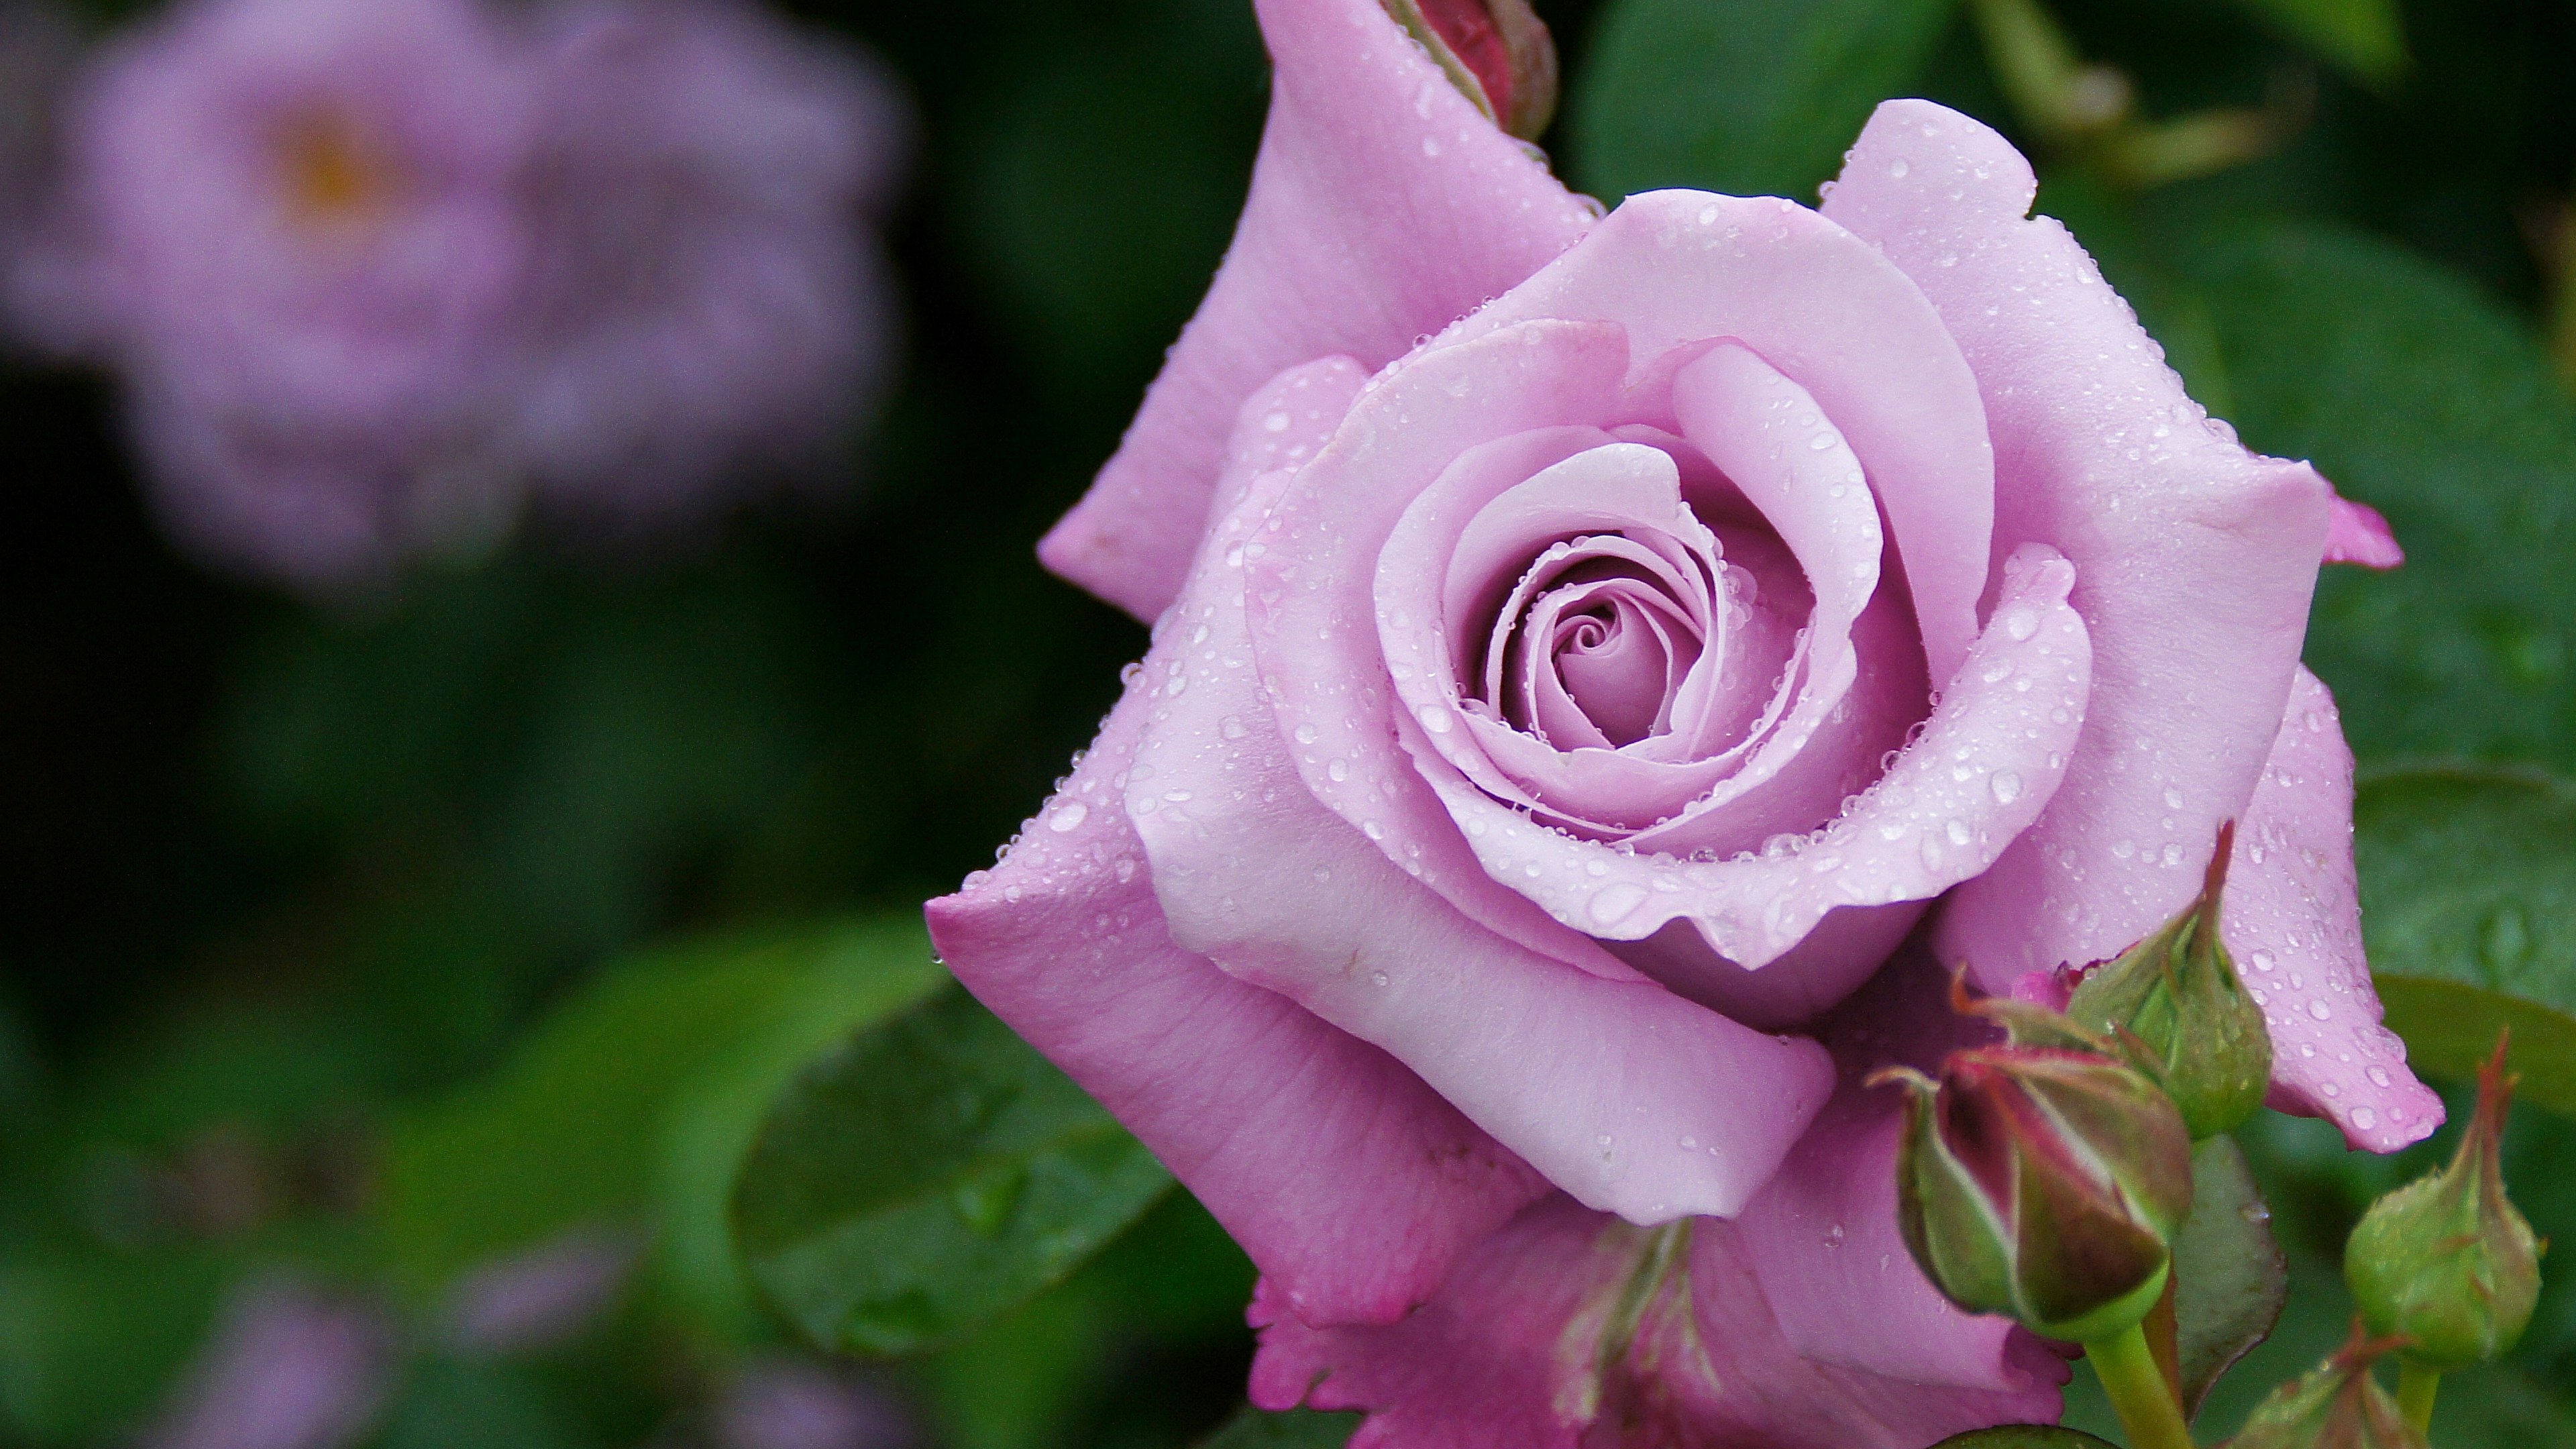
{"left": 2222, "top": 1325, "right": 2426, "bottom": 1449}
{"left": 1878, "top": 1040, "right": 2195, "bottom": 1342}
{"left": 2065, "top": 821, "right": 2275, "bottom": 1140}
{"left": 1379, "top": 0, "right": 1556, "bottom": 139}
{"left": 2344, "top": 1036, "right": 2544, "bottom": 1372}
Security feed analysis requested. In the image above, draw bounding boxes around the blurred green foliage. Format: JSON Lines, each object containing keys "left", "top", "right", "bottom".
{"left": 7, "top": 0, "right": 2576, "bottom": 1444}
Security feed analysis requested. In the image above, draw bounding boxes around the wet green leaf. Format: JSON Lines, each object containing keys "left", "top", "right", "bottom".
{"left": 2172, "top": 222, "right": 2576, "bottom": 772}
{"left": 2172, "top": 1136, "right": 2290, "bottom": 1416}
{"left": 1570, "top": 0, "right": 1958, "bottom": 203}
{"left": 732, "top": 987, "right": 1172, "bottom": 1356}
{"left": 383, "top": 916, "right": 947, "bottom": 1298}
{"left": 1194, "top": 1406, "right": 1362, "bottom": 1449}
{"left": 2352, "top": 766, "right": 2576, "bottom": 1116}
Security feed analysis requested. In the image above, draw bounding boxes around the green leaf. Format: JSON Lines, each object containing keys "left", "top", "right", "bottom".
{"left": 2169, "top": 221, "right": 2576, "bottom": 771}
{"left": 382, "top": 916, "right": 947, "bottom": 1297}
{"left": 2171, "top": 1136, "right": 2289, "bottom": 1416}
{"left": 1569, "top": 0, "right": 1959, "bottom": 203}
{"left": 732, "top": 987, "right": 1173, "bottom": 1356}
{"left": 2351, "top": 765, "right": 2576, "bottom": 1114}
{"left": 1194, "top": 1406, "right": 1362, "bottom": 1449}
{"left": 1932, "top": 1428, "right": 2119, "bottom": 1446}
{"left": 2226, "top": 0, "right": 2406, "bottom": 86}
{"left": 0, "top": 1248, "right": 229, "bottom": 1440}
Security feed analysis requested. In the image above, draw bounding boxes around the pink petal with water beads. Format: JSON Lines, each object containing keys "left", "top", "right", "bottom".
{"left": 2227, "top": 668, "right": 2442, "bottom": 1152}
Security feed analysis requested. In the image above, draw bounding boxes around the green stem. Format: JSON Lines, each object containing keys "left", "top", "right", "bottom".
{"left": 2088, "top": 1322, "right": 2196, "bottom": 1449}
{"left": 2398, "top": 1362, "right": 2441, "bottom": 1437}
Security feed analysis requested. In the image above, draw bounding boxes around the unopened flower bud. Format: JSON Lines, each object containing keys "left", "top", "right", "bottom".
{"left": 2222, "top": 1324, "right": 2426, "bottom": 1449}
{"left": 2344, "top": 1036, "right": 2544, "bottom": 1371}
{"left": 1379, "top": 0, "right": 1558, "bottom": 140}
{"left": 1878, "top": 1036, "right": 2194, "bottom": 1342}
{"left": 2066, "top": 821, "right": 2273, "bottom": 1139}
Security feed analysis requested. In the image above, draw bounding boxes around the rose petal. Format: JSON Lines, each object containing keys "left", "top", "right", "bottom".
{"left": 1818, "top": 101, "right": 2337, "bottom": 987}
{"left": 928, "top": 362, "right": 1555, "bottom": 1326}
{"left": 2324, "top": 496, "right": 2405, "bottom": 569}
{"left": 2229, "top": 668, "right": 2442, "bottom": 1151}
{"left": 1037, "top": 0, "right": 1597, "bottom": 620}
{"left": 1385, "top": 437, "right": 1760, "bottom": 830}
{"left": 1256, "top": 317, "right": 1648, "bottom": 971}
{"left": 1140, "top": 460, "right": 1832, "bottom": 1224}
{"left": 1448, "top": 190, "right": 1996, "bottom": 687}
{"left": 1417, "top": 548, "right": 2090, "bottom": 1024}
{"left": 1738, "top": 951, "right": 2045, "bottom": 1390}
{"left": 1249, "top": 1194, "right": 2065, "bottom": 1448}
{"left": 926, "top": 684, "right": 1546, "bottom": 1326}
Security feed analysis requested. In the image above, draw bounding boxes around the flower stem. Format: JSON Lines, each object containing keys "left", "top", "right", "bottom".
{"left": 2088, "top": 1322, "right": 2195, "bottom": 1449}
{"left": 2398, "top": 1362, "right": 2441, "bottom": 1436}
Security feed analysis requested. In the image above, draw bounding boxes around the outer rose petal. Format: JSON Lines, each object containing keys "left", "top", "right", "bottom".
{"left": 1820, "top": 101, "right": 2334, "bottom": 985}
{"left": 1249, "top": 1196, "right": 2065, "bottom": 1448}
{"left": 927, "top": 685, "right": 1546, "bottom": 1326}
{"left": 1137, "top": 455, "right": 1831, "bottom": 1224}
{"left": 2227, "top": 668, "right": 2442, "bottom": 1151}
{"left": 1038, "top": 0, "right": 1597, "bottom": 619}
{"left": 1737, "top": 952, "right": 2049, "bottom": 1391}
{"left": 928, "top": 360, "right": 1554, "bottom": 1326}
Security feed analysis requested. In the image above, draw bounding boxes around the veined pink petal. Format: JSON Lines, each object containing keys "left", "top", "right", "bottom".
{"left": 1249, "top": 1193, "right": 2065, "bottom": 1448}
{"left": 1819, "top": 101, "right": 2335, "bottom": 986}
{"left": 2229, "top": 668, "right": 2442, "bottom": 1151}
{"left": 1038, "top": 0, "right": 1597, "bottom": 619}
{"left": 1738, "top": 953, "right": 2048, "bottom": 1391}
{"left": 2324, "top": 496, "right": 2404, "bottom": 569}
{"left": 1138, "top": 451, "right": 1831, "bottom": 1224}
{"left": 1448, "top": 190, "right": 1996, "bottom": 688}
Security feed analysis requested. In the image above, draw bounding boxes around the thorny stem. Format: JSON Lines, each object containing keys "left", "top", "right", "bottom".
{"left": 2398, "top": 1362, "right": 2442, "bottom": 1438}
{"left": 2088, "top": 1321, "right": 2196, "bottom": 1449}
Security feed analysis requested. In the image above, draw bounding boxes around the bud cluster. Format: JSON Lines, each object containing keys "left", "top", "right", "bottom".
{"left": 1879, "top": 1006, "right": 2194, "bottom": 1342}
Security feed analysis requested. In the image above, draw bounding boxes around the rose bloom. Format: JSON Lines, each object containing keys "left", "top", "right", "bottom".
{"left": 9, "top": 0, "right": 903, "bottom": 590}
{"left": 509, "top": 0, "right": 908, "bottom": 522}
{"left": 930, "top": 0, "right": 2435, "bottom": 1443}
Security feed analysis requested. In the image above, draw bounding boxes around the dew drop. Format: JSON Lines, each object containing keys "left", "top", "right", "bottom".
{"left": 1047, "top": 804, "right": 1089, "bottom": 833}
{"left": 2003, "top": 609, "right": 2039, "bottom": 642}
{"left": 1990, "top": 771, "right": 2024, "bottom": 805}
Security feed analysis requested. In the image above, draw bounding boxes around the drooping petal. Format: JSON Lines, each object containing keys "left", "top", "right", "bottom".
{"left": 927, "top": 358, "right": 1553, "bottom": 1326}
{"left": 1737, "top": 951, "right": 2051, "bottom": 1391}
{"left": 1449, "top": 190, "right": 1996, "bottom": 687}
{"left": 1249, "top": 1194, "right": 2066, "bottom": 1448}
{"left": 1820, "top": 101, "right": 2336, "bottom": 986}
{"left": 1038, "top": 0, "right": 1597, "bottom": 619}
{"left": 1137, "top": 455, "right": 1832, "bottom": 1224}
{"left": 2227, "top": 668, "right": 2443, "bottom": 1151}
{"left": 2324, "top": 496, "right": 2404, "bottom": 569}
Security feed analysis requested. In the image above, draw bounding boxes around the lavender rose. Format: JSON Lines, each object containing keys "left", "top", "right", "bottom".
{"left": 931, "top": 0, "right": 2436, "bottom": 1441}
{"left": 7, "top": 0, "right": 904, "bottom": 590}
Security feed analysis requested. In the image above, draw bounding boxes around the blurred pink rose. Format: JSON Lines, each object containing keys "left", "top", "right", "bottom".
{"left": 930, "top": 0, "right": 2436, "bottom": 1441}
{"left": 7, "top": 0, "right": 904, "bottom": 590}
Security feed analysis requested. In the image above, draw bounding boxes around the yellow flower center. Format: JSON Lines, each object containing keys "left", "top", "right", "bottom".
{"left": 276, "top": 110, "right": 396, "bottom": 226}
